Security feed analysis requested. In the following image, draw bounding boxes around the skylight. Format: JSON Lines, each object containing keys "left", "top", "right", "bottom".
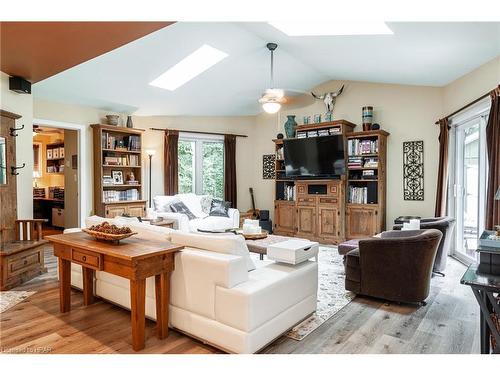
{"left": 268, "top": 21, "right": 393, "bottom": 36}
{"left": 149, "top": 44, "right": 228, "bottom": 91}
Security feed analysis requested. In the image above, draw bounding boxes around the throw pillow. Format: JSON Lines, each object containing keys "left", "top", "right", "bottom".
{"left": 170, "top": 201, "right": 197, "bottom": 220}
{"left": 153, "top": 196, "right": 180, "bottom": 212}
{"left": 169, "top": 231, "right": 256, "bottom": 271}
{"left": 209, "top": 198, "right": 231, "bottom": 217}
{"left": 200, "top": 195, "right": 213, "bottom": 214}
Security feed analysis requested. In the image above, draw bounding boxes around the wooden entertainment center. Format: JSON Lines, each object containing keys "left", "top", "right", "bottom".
{"left": 273, "top": 120, "right": 389, "bottom": 244}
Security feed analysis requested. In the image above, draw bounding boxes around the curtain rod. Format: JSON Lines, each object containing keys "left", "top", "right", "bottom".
{"left": 435, "top": 84, "right": 499, "bottom": 124}
{"left": 149, "top": 128, "right": 248, "bottom": 138}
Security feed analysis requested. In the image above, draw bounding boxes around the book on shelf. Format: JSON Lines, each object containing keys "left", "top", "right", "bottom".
{"left": 348, "top": 186, "right": 368, "bottom": 204}
{"left": 283, "top": 184, "right": 295, "bottom": 201}
{"left": 348, "top": 157, "right": 363, "bottom": 168}
{"left": 103, "top": 188, "right": 140, "bottom": 203}
{"left": 296, "top": 132, "right": 307, "bottom": 138}
{"left": 348, "top": 139, "right": 379, "bottom": 156}
{"left": 103, "top": 155, "right": 140, "bottom": 166}
{"left": 101, "top": 133, "right": 141, "bottom": 152}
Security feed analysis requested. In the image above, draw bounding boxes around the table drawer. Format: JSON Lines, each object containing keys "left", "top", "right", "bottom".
{"left": 71, "top": 248, "right": 103, "bottom": 270}
{"left": 8, "top": 252, "right": 41, "bottom": 276}
{"left": 319, "top": 197, "right": 338, "bottom": 205}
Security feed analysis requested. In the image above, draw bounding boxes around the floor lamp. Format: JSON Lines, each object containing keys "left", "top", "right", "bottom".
{"left": 145, "top": 149, "right": 156, "bottom": 209}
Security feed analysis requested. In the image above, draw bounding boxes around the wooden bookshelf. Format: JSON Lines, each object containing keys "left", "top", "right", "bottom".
{"left": 91, "top": 124, "right": 146, "bottom": 218}
{"left": 346, "top": 130, "right": 389, "bottom": 238}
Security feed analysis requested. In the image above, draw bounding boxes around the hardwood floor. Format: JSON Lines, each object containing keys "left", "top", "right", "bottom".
{"left": 0, "top": 245, "right": 479, "bottom": 354}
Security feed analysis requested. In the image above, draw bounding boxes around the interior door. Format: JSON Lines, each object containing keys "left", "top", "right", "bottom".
{"left": 450, "top": 113, "right": 488, "bottom": 263}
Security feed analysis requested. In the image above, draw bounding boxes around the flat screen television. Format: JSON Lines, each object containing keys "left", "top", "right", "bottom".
{"left": 283, "top": 135, "right": 345, "bottom": 179}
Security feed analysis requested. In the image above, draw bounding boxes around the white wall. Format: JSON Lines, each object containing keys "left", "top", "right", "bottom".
{"left": 0, "top": 71, "right": 34, "bottom": 219}
{"left": 443, "top": 56, "right": 500, "bottom": 114}
{"left": 253, "top": 80, "right": 444, "bottom": 228}
{"left": 133, "top": 116, "right": 257, "bottom": 210}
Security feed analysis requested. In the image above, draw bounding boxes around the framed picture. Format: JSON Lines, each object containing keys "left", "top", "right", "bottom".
{"left": 47, "top": 149, "right": 53, "bottom": 160}
{"left": 111, "top": 170, "right": 124, "bottom": 185}
{"left": 53, "top": 148, "right": 59, "bottom": 159}
{"left": 59, "top": 147, "right": 65, "bottom": 158}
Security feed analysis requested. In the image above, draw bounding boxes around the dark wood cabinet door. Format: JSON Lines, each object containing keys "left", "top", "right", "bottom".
{"left": 346, "top": 206, "right": 378, "bottom": 239}
{"left": 318, "top": 206, "right": 340, "bottom": 240}
{"left": 296, "top": 206, "right": 316, "bottom": 237}
{"left": 274, "top": 202, "right": 296, "bottom": 233}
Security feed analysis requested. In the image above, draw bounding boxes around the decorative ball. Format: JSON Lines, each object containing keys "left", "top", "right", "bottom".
{"left": 277, "top": 133, "right": 284, "bottom": 139}
{"left": 371, "top": 123, "right": 380, "bottom": 130}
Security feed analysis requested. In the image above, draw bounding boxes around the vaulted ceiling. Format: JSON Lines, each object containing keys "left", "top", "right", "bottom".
{"left": 30, "top": 22, "right": 500, "bottom": 116}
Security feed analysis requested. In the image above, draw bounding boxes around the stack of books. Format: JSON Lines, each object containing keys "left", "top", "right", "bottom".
{"left": 307, "top": 130, "right": 318, "bottom": 137}
{"left": 317, "top": 129, "right": 330, "bottom": 137}
{"left": 362, "top": 170, "right": 377, "bottom": 179}
{"left": 348, "top": 157, "right": 363, "bottom": 168}
{"left": 296, "top": 132, "right": 307, "bottom": 139}
{"left": 363, "top": 158, "right": 379, "bottom": 168}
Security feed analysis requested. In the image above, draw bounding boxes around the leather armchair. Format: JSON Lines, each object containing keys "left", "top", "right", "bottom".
{"left": 345, "top": 229, "right": 442, "bottom": 304}
{"left": 393, "top": 217, "right": 456, "bottom": 276}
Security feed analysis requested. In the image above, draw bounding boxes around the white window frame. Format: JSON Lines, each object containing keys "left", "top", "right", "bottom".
{"left": 178, "top": 132, "right": 224, "bottom": 197}
{"left": 448, "top": 97, "right": 490, "bottom": 265}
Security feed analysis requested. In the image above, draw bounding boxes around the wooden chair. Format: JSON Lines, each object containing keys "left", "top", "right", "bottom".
{"left": 14, "top": 219, "right": 48, "bottom": 241}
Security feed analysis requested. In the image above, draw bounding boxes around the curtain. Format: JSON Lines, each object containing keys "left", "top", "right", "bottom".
{"left": 485, "top": 86, "right": 500, "bottom": 230}
{"left": 163, "top": 129, "right": 179, "bottom": 195}
{"left": 224, "top": 134, "right": 237, "bottom": 208}
{"left": 434, "top": 118, "right": 450, "bottom": 217}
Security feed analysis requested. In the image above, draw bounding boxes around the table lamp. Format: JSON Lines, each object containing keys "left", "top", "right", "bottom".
{"left": 33, "top": 170, "right": 41, "bottom": 188}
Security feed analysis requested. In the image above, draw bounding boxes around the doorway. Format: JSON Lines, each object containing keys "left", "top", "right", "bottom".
{"left": 32, "top": 119, "right": 86, "bottom": 233}
{"left": 449, "top": 100, "right": 489, "bottom": 264}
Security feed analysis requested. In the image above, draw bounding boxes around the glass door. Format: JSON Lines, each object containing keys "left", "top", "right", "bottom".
{"left": 451, "top": 113, "right": 488, "bottom": 263}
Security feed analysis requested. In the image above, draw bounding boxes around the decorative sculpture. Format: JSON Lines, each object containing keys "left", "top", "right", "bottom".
{"left": 311, "top": 85, "right": 344, "bottom": 114}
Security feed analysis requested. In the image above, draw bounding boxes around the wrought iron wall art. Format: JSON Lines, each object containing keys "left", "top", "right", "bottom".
{"left": 403, "top": 140, "right": 424, "bottom": 201}
{"left": 262, "top": 154, "right": 275, "bottom": 179}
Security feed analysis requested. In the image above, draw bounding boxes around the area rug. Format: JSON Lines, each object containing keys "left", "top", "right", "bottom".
{"left": 0, "top": 291, "right": 36, "bottom": 313}
{"left": 285, "top": 246, "right": 355, "bottom": 340}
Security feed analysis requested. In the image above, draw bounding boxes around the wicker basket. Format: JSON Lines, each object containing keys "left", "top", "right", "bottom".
{"left": 82, "top": 228, "right": 137, "bottom": 243}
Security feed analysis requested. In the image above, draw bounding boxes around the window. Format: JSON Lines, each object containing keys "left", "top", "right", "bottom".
{"left": 178, "top": 134, "right": 224, "bottom": 199}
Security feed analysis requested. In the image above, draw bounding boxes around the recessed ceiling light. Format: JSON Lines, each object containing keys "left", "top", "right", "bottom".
{"left": 149, "top": 44, "right": 228, "bottom": 91}
{"left": 268, "top": 21, "right": 393, "bottom": 36}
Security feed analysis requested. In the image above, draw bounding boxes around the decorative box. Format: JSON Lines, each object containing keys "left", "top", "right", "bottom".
{"left": 267, "top": 239, "right": 319, "bottom": 265}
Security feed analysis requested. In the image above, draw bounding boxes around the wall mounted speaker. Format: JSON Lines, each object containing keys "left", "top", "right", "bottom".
{"left": 9, "top": 76, "right": 31, "bottom": 94}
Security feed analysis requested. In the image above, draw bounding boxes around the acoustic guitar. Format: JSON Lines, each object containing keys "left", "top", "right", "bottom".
{"left": 246, "top": 187, "right": 260, "bottom": 220}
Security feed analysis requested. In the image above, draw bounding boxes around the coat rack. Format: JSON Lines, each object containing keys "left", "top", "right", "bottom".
{"left": 9, "top": 124, "right": 24, "bottom": 137}
{"left": 11, "top": 163, "right": 25, "bottom": 175}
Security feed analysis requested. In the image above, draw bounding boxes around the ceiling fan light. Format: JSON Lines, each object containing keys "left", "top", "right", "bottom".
{"left": 262, "top": 101, "right": 281, "bottom": 114}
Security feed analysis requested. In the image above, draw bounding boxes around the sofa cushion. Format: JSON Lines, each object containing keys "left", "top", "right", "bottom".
{"left": 170, "top": 201, "right": 197, "bottom": 220}
{"left": 215, "top": 260, "right": 318, "bottom": 331}
{"left": 209, "top": 198, "right": 231, "bottom": 217}
{"left": 176, "top": 193, "right": 207, "bottom": 218}
{"left": 200, "top": 195, "right": 213, "bottom": 214}
{"left": 153, "top": 195, "right": 180, "bottom": 212}
{"left": 169, "top": 231, "right": 256, "bottom": 271}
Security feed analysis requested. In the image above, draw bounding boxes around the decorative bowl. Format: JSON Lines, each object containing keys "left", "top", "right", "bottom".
{"left": 82, "top": 228, "right": 137, "bottom": 243}
{"left": 236, "top": 229, "right": 269, "bottom": 240}
{"left": 106, "top": 115, "right": 120, "bottom": 126}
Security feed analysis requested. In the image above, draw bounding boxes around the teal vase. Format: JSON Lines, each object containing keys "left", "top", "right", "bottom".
{"left": 284, "top": 115, "right": 297, "bottom": 138}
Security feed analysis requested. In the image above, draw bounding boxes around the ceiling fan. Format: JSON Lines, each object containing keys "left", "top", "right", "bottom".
{"left": 258, "top": 43, "right": 308, "bottom": 114}
{"left": 32, "top": 125, "right": 63, "bottom": 136}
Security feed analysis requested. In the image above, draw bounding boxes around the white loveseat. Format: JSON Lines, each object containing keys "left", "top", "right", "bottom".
{"left": 152, "top": 193, "right": 239, "bottom": 232}
{"left": 68, "top": 216, "right": 318, "bottom": 353}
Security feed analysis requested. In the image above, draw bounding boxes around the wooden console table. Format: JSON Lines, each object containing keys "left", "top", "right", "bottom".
{"left": 46, "top": 232, "right": 183, "bottom": 351}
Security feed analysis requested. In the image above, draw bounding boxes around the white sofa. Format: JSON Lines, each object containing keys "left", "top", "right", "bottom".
{"left": 152, "top": 193, "right": 239, "bottom": 232}
{"left": 68, "top": 216, "right": 318, "bottom": 353}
